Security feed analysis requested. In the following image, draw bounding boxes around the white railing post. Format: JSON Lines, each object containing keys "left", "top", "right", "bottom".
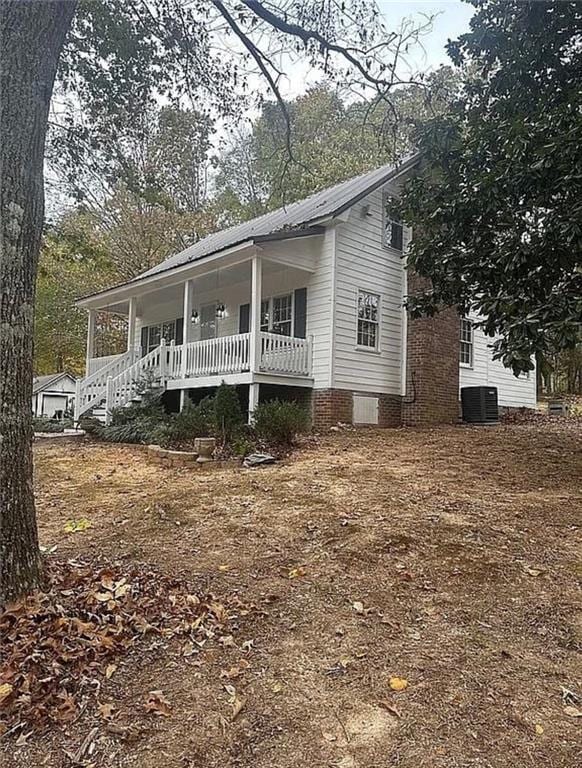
{"left": 159, "top": 338, "right": 167, "bottom": 385}
{"left": 105, "top": 376, "right": 114, "bottom": 425}
{"left": 169, "top": 339, "right": 176, "bottom": 379}
{"left": 74, "top": 378, "right": 81, "bottom": 425}
{"left": 307, "top": 335, "right": 313, "bottom": 376}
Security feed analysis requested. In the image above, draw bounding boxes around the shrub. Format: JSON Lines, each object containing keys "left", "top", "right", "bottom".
{"left": 96, "top": 419, "right": 155, "bottom": 444}
{"left": 32, "top": 416, "right": 73, "bottom": 433}
{"left": 213, "top": 383, "right": 244, "bottom": 445}
{"left": 231, "top": 434, "right": 257, "bottom": 459}
{"left": 252, "top": 400, "right": 309, "bottom": 447}
{"left": 78, "top": 416, "right": 102, "bottom": 434}
{"left": 172, "top": 402, "right": 211, "bottom": 440}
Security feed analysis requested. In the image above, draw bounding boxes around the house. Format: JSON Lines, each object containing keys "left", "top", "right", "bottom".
{"left": 33, "top": 373, "right": 77, "bottom": 419}
{"left": 74, "top": 157, "right": 536, "bottom": 427}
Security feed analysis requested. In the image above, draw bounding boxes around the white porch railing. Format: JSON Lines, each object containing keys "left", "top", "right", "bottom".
{"left": 75, "top": 349, "right": 138, "bottom": 420}
{"left": 180, "top": 333, "right": 251, "bottom": 378}
{"left": 106, "top": 343, "right": 167, "bottom": 412}
{"left": 260, "top": 332, "right": 311, "bottom": 376}
{"left": 87, "top": 354, "right": 123, "bottom": 377}
{"left": 75, "top": 332, "right": 312, "bottom": 424}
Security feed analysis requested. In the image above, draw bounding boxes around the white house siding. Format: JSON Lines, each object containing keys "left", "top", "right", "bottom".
{"left": 459, "top": 325, "right": 537, "bottom": 408}
{"left": 134, "top": 233, "right": 334, "bottom": 389}
{"left": 332, "top": 183, "right": 407, "bottom": 395}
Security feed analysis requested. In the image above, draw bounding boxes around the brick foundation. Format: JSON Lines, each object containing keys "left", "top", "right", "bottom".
{"left": 402, "top": 272, "right": 460, "bottom": 426}
{"left": 311, "top": 389, "right": 402, "bottom": 430}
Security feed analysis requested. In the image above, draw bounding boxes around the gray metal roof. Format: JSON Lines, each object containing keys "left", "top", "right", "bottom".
{"left": 139, "top": 154, "right": 418, "bottom": 280}
{"left": 78, "top": 154, "right": 418, "bottom": 303}
{"left": 33, "top": 373, "right": 76, "bottom": 394}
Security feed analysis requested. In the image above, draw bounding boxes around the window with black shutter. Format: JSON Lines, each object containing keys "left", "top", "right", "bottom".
{"left": 383, "top": 194, "right": 404, "bottom": 252}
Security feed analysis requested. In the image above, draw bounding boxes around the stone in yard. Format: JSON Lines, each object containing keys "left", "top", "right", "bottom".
{"left": 243, "top": 453, "right": 276, "bottom": 468}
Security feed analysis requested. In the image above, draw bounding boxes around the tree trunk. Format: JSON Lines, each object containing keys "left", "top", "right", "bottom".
{"left": 0, "top": 1, "right": 77, "bottom": 603}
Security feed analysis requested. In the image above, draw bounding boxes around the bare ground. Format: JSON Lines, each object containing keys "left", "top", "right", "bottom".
{"left": 4, "top": 423, "right": 582, "bottom": 767}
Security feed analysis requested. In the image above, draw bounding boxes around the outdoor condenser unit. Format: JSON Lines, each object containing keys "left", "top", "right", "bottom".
{"left": 461, "top": 386, "right": 499, "bottom": 424}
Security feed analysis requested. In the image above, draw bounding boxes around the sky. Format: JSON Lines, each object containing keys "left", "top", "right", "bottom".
{"left": 377, "top": 1, "right": 475, "bottom": 70}
{"left": 276, "top": 0, "right": 475, "bottom": 100}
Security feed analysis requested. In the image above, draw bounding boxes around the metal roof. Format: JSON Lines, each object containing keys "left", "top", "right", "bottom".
{"left": 78, "top": 154, "right": 419, "bottom": 303}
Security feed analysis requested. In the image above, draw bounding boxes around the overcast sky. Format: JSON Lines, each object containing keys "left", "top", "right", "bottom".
{"left": 378, "top": 1, "right": 475, "bottom": 69}
{"left": 275, "top": 0, "right": 475, "bottom": 100}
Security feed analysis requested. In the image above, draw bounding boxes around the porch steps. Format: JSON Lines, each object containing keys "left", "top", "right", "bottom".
{"left": 85, "top": 392, "right": 152, "bottom": 425}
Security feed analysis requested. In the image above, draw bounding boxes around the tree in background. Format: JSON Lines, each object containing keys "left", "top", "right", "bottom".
{"left": 34, "top": 214, "right": 122, "bottom": 375}
{"left": 400, "top": 0, "right": 582, "bottom": 374}
{"left": 1, "top": 0, "right": 424, "bottom": 602}
{"left": 215, "top": 69, "right": 458, "bottom": 223}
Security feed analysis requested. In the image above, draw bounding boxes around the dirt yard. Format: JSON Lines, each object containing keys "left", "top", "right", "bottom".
{"left": 5, "top": 423, "right": 582, "bottom": 767}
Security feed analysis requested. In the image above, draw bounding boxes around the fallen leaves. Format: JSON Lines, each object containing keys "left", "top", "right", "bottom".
{"left": 563, "top": 705, "right": 582, "bottom": 718}
{"left": 220, "top": 660, "right": 250, "bottom": 680}
{"left": 223, "top": 684, "right": 245, "bottom": 720}
{"left": 378, "top": 700, "right": 402, "bottom": 718}
{"left": 389, "top": 677, "right": 409, "bottom": 692}
{"left": 145, "top": 690, "right": 172, "bottom": 717}
{"left": 523, "top": 565, "right": 545, "bottom": 577}
{"left": 0, "top": 557, "right": 247, "bottom": 735}
{"left": 63, "top": 517, "right": 92, "bottom": 533}
{"left": 0, "top": 683, "right": 13, "bottom": 703}
{"left": 98, "top": 702, "right": 117, "bottom": 720}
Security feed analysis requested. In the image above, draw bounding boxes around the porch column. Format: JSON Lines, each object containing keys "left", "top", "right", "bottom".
{"left": 127, "top": 297, "right": 137, "bottom": 355}
{"left": 181, "top": 279, "right": 193, "bottom": 378}
{"left": 249, "top": 254, "right": 262, "bottom": 373}
{"left": 248, "top": 383, "right": 259, "bottom": 424}
{"left": 85, "top": 309, "right": 96, "bottom": 376}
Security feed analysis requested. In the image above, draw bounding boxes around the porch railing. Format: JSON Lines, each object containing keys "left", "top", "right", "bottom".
{"left": 179, "top": 333, "right": 250, "bottom": 379}
{"left": 260, "top": 332, "right": 311, "bottom": 376}
{"left": 75, "top": 349, "right": 138, "bottom": 420}
{"left": 87, "top": 353, "right": 123, "bottom": 377}
{"left": 75, "top": 332, "right": 312, "bottom": 424}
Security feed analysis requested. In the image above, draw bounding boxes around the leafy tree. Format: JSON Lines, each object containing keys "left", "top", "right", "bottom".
{"left": 49, "top": 105, "right": 214, "bottom": 213}
{"left": 2, "top": 0, "right": 419, "bottom": 602}
{"left": 34, "top": 218, "right": 124, "bottom": 375}
{"left": 400, "top": 0, "right": 582, "bottom": 374}
{"left": 215, "top": 71, "right": 459, "bottom": 223}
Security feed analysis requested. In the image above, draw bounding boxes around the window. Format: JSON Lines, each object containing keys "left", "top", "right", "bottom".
{"left": 148, "top": 324, "right": 161, "bottom": 352}
{"left": 460, "top": 318, "right": 473, "bottom": 367}
{"left": 357, "top": 291, "right": 380, "bottom": 349}
{"left": 272, "top": 294, "right": 293, "bottom": 335}
{"left": 146, "top": 320, "right": 176, "bottom": 353}
{"left": 383, "top": 195, "right": 403, "bottom": 251}
{"left": 260, "top": 299, "right": 270, "bottom": 332}
{"left": 260, "top": 294, "right": 293, "bottom": 336}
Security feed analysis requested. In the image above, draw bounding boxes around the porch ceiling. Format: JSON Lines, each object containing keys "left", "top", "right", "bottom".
{"left": 90, "top": 258, "right": 309, "bottom": 317}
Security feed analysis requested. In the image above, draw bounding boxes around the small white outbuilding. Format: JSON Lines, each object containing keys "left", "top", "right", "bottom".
{"left": 32, "top": 373, "right": 77, "bottom": 419}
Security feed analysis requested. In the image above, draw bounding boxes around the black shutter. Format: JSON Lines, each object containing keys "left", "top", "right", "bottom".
{"left": 239, "top": 303, "right": 250, "bottom": 333}
{"left": 294, "top": 288, "right": 307, "bottom": 338}
{"left": 140, "top": 326, "right": 148, "bottom": 357}
{"left": 175, "top": 317, "right": 184, "bottom": 345}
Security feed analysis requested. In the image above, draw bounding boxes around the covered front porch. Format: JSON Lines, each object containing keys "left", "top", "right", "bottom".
{"left": 76, "top": 240, "right": 318, "bottom": 422}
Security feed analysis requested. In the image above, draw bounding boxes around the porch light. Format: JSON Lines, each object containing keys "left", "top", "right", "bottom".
{"left": 191, "top": 309, "right": 199, "bottom": 324}
{"left": 216, "top": 302, "right": 227, "bottom": 319}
